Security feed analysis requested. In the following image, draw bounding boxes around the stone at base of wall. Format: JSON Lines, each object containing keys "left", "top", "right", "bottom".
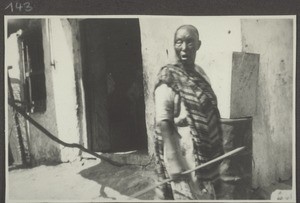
{"left": 60, "top": 148, "right": 80, "bottom": 163}
{"left": 271, "top": 190, "right": 293, "bottom": 200}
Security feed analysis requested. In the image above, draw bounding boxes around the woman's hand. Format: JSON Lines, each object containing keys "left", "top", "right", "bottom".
{"left": 169, "top": 171, "right": 190, "bottom": 182}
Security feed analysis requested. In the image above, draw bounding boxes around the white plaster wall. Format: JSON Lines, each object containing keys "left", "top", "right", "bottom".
{"left": 69, "top": 19, "right": 88, "bottom": 149}
{"left": 6, "top": 25, "right": 62, "bottom": 164}
{"left": 6, "top": 32, "right": 22, "bottom": 80}
{"left": 139, "top": 17, "right": 242, "bottom": 154}
{"left": 28, "top": 21, "right": 61, "bottom": 163}
{"left": 49, "top": 18, "right": 81, "bottom": 162}
{"left": 241, "top": 19, "right": 294, "bottom": 187}
{"left": 9, "top": 19, "right": 86, "bottom": 164}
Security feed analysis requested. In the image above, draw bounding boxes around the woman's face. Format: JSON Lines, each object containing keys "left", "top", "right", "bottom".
{"left": 174, "top": 27, "right": 200, "bottom": 66}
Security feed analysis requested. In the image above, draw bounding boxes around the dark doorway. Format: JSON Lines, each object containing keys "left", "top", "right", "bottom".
{"left": 80, "top": 19, "right": 147, "bottom": 152}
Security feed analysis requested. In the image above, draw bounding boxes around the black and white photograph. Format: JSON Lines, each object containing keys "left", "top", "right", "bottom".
{"left": 4, "top": 14, "right": 296, "bottom": 202}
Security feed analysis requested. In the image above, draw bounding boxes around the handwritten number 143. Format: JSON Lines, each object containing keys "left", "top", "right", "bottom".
{"left": 5, "top": 2, "right": 33, "bottom": 12}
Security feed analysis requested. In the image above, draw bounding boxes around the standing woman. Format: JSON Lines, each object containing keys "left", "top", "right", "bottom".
{"left": 154, "top": 25, "right": 224, "bottom": 200}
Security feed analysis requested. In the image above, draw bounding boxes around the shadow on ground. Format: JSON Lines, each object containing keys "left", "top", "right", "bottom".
{"left": 79, "top": 160, "right": 157, "bottom": 200}
{"left": 9, "top": 161, "right": 61, "bottom": 172}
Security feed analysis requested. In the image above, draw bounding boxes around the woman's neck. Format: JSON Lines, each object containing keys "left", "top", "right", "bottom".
{"left": 176, "top": 61, "right": 196, "bottom": 73}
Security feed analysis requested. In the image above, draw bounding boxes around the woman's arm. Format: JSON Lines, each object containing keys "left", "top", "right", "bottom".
{"left": 155, "top": 84, "right": 187, "bottom": 178}
{"left": 159, "top": 120, "right": 186, "bottom": 177}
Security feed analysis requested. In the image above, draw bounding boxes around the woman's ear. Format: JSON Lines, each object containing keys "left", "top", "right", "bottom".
{"left": 196, "top": 40, "right": 201, "bottom": 50}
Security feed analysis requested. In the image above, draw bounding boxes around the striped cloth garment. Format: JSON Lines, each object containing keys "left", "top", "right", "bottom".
{"left": 154, "top": 63, "right": 224, "bottom": 199}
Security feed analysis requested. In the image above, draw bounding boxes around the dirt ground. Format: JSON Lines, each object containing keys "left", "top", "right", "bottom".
{"left": 7, "top": 157, "right": 294, "bottom": 202}
{"left": 8, "top": 158, "right": 157, "bottom": 201}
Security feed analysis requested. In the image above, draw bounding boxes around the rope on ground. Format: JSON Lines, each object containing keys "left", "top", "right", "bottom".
{"left": 8, "top": 98, "right": 126, "bottom": 167}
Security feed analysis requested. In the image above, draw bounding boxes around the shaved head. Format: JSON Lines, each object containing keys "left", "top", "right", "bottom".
{"left": 174, "top": 25, "right": 199, "bottom": 42}
{"left": 174, "top": 25, "right": 201, "bottom": 66}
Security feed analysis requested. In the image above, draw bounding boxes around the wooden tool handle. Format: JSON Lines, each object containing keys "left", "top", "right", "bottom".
{"left": 130, "top": 146, "right": 246, "bottom": 199}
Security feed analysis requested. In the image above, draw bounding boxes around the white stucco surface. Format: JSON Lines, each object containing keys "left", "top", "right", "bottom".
{"left": 241, "top": 19, "right": 294, "bottom": 188}
{"left": 27, "top": 20, "right": 61, "bottom": 163}
{"left": 49, "top": 19, "right": 81, "bottom": 162}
